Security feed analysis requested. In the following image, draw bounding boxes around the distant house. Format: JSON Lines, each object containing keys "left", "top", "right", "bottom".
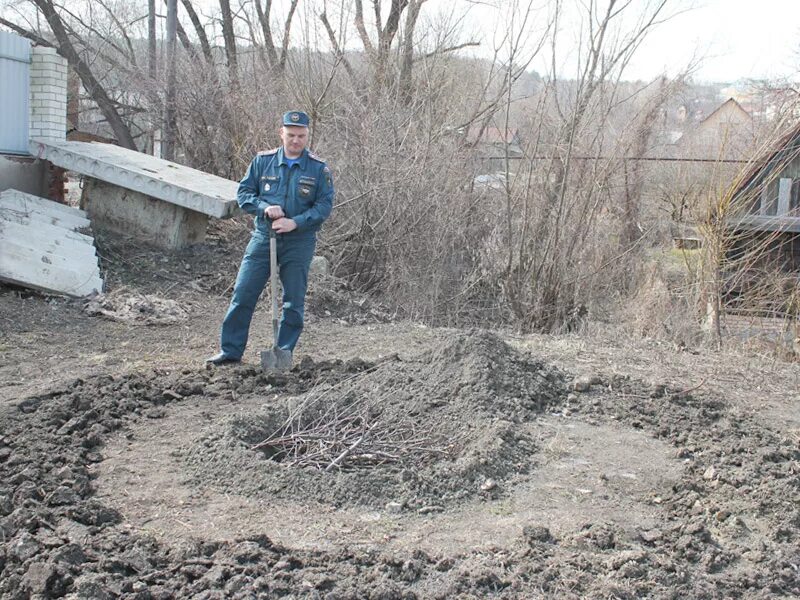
{"left": 482, "top": 127, "right": 522, "bottom": 156}
{"left": 676, "top": 98, "right": 754, "bottom": 159}
{"left": 464, "top": 124, "right": 523, "bottom": 183}
{"left": 727, "top": 121, "right": 800, "bottom": 270}
{"left": 653, "top": 97, "right": 755, "bottom": 162}
{"left": 467, "top": 125, "right": 523, "bottom": 158}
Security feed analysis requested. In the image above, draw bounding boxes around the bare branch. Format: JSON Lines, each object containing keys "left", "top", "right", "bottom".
{"left": 354, "top": 0, "right": 376, "bottom": 62}
{"left": 319, "top": 11, "right": 356, "bottom": 81}
{"left": 0, "top": 17, "right": 53, "bottom": 46}
{"left": 418, "top": 41, "right": 480, "bottom": 61}
{"left": 278, "top": 0, "right": 299, "bottom": 71}
{"left": 179, "top": 0, "right": 213, "bottom": 63}
{"left": 254, "top": 0, "right": 278, "bottom": 68}
{"left": 95, "top": 0, "right": 139, "bottom": 67}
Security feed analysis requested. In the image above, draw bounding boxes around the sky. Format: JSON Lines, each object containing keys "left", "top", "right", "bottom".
{"left": 624, "top": 0, "right": 800, "bottom": 82}
{"left": 1, "top": 0, "right": 798, "bottom": 83}
{"left": 457, "top": 0, "right": 800, "bottom": 83}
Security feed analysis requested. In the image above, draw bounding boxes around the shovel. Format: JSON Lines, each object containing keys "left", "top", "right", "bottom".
{"left": 260, "top": 227, "right": 293, "bottom": 372}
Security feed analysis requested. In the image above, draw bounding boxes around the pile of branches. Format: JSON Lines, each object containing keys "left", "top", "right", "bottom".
{"left": 251, "top": 367, "right": 454, "bottom": 472}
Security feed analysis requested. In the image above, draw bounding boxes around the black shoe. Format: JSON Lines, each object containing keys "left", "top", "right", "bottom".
{"left": 205, "top": 352, "right": 241, "bottom": 366}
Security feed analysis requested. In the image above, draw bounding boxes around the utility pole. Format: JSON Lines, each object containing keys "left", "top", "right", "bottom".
{"left": 147, "top": 0, "right": 156, "bottom": 155}
{"left": 162, "top": 0, "right": 177, "bottom": 160}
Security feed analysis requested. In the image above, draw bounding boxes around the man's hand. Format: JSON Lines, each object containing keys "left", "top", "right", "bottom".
{"left": 265, "top": 205, "right": 285, "bottom": 219}
{"left": 272, "top": 217, "right": 297, "bottom": 234}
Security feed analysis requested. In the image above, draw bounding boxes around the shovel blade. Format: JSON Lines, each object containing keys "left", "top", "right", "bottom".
{"left": 260, "top": 347, "right": 293, "bottom": 372}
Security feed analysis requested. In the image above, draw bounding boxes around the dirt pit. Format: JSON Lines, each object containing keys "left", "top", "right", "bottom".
{"left": 178, "top": 332, "right": 565, "bottom": 510}
{"left": 1, "top": 326, "right": 799, "bottom": 598}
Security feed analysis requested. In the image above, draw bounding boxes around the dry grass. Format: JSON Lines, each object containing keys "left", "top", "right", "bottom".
{"left": 510, "top": 321, "right": 799, "bottom": 428}
{"left": 544, "top": 430, "right": 574, "bottom": 459}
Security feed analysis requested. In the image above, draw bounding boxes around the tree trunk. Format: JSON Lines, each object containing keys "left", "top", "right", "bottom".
{"left": 255, "top": 0, "right": 278, "bottom": 69}
{"left": 278, "top": 0, "right": 299, "bottom": 71}
{"left": 374, "top": 0, "right": 409, "bottom": 88}
{"left": 219, "top": 0, "right": 239, "bottom": 89}
{"left": 399, "top": 0, "right": 424, "bottom": 104}
{"left": 179, "top": 0, "right": 214, "bottom": 63}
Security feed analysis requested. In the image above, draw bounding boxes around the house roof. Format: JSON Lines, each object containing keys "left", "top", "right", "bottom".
{"left": 483, "top": 127, "right": 519, "bottom": 144}
{"left": 698, "top": 97, "right": 751, "bottom": 127}
{"left": 674, "top": 98, "right": 754, "bottom": 158}
{"left": 467, "top": 126, "right": 519, "bottom": 145}
{"left": 730, "top": 119, "right": 800, "bottom": 201}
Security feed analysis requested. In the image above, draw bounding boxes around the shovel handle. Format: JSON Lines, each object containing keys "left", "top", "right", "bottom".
{"left": 270, "top": 229, "right": 279, "bottom": 342}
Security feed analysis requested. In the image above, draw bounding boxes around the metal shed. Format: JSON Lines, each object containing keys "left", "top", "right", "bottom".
{"left": 0, "top": 30, "right": 30, "bottom": 155}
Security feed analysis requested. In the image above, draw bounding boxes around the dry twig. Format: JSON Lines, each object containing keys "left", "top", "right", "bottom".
{"left": 251, "top": 366, "right": 451, "bottom": 471}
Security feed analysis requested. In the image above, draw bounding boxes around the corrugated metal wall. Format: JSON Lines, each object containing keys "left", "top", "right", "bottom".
{"left": 0, "top": 31, "right": 31, "bottom": 155}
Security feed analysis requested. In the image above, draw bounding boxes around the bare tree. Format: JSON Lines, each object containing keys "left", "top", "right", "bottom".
{"left": 488, "top": 0, "right": 680, "bottom": 331}
{"left": 254, "top": 0, "right": 279, "bottom": 67}
{"left": 398, "top": 0, "right": 425, "bottom": 102}
{"left": 247, "top": 0, "right": 299, "bottom": 72}
{"left": 320, "top": 0, "right": 477, "bottom": 102}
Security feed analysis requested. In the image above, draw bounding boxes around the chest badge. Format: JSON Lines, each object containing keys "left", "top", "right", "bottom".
{"left": 263, "top": 183, "right": 271, "bottom": 192}
{"left": 299, "top": 186, "right": 311, "bottom": 197}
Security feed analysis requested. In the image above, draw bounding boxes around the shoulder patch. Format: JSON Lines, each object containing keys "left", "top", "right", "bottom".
{"left": 307, "top": 150, "right": 325, "bottom": 163}
{"left": 257, "top": 147, "right": 279, "bottom": 156}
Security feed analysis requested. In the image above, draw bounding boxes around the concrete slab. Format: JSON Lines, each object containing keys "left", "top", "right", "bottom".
{"left": 0, "top": 219, "right": 96, "bottom": 259}
{"left": 0, "top": 243, "right": 102, "bottom": 296}
{"left": 1, "top": 192, "right": 90, "bottom": 230}
{"left": 0, "top": 188, "right": 103, "bottom": 297}
{"left": 0, "top": 188, "right": 87, "bottom": 218}
{"left": 29, "top": 139, "right": 239, "bottom": 218}
{"left": 1, "top": 209, "right": 95, "bottom": 246}
{"left": 3, "top": 238, "right": 99, "bottom": 281}
{"left": 2, "top": 205, "right": 90, "bottom": 231}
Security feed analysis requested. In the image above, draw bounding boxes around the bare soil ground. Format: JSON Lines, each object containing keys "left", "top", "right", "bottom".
{"left": 0, "top": 225, "right": 798, "bottom": 599}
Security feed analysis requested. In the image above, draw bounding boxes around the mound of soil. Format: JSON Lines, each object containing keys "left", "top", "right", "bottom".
{"left": 180, "top": 331, "right": 566, "bottom": 509}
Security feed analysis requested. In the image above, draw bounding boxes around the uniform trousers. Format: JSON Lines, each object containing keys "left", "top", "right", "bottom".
{"left": 219, "top": 229, "right": 316, "bottom": 359}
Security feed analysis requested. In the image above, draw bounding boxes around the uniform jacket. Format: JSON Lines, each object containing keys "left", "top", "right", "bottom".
{"left": 237, "top": 146, "right": 334, "bottom": 237}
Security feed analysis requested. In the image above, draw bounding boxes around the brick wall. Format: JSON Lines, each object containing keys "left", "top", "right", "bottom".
{"left": 29, "top": 46, "right": 66, "bottom": 142}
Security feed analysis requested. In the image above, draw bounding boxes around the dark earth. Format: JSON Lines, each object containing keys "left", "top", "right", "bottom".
{"left": 0, "top": 223, "right": 798, "bottom": 599}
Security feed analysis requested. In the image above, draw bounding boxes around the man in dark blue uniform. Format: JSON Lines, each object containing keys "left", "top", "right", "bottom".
{"left": 206, "top": 110, "right": 334, "bottom": 365}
